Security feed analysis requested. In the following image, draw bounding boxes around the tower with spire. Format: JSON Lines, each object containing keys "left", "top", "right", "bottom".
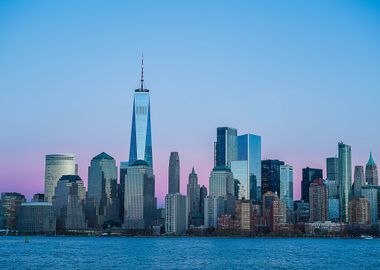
{"left": 187, "top": 167, "right": 201, "bottom": 226}
{"left": 128, "top": 55, "right": 153, "bottom": 167}
{"left": 365, "top": 152, "right": 378, "bottom": 185}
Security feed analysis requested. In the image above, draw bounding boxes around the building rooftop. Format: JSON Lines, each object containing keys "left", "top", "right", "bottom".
{"left": 21, "top": 202, "right": 52, "bottom": 207}
{"left": 93, "top": 152, "right": 114, "bottom": 160}
{"left": 132, "top": 160, "right": 149, "bottom": 166}
{"left": 212, "top": 165, "right": 231, "bottom": 172}
{"left": 367, "top": 152, "right": 376, "bottom": 166}
{"left": 59, "top": 175, "right": 82, "bottom": 182}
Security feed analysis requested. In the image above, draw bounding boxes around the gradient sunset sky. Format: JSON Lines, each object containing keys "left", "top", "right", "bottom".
{"left": 1, "top": 0, "right": 380, "bottom": 205}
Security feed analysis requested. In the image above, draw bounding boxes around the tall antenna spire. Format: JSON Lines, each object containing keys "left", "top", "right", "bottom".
{"left": 140, "top": 53, "right": 144, "bottom": 90}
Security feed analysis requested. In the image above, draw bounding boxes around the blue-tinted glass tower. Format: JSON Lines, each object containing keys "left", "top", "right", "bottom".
{"left": 129, "top": 57, "right": 153, "bottom": 168}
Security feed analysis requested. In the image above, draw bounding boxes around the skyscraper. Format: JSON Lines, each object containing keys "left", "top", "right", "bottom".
{"left": 44, "top": 154, "right": 76, "bottom": 202}
{"left": 200, "top": 185, "right": 207, "bottom": 221}
{"left": 123, "top": 160, "right": 156, "bottom": 229}
{"left": 214, "top": 127, "right": 237, "bottom": 168}
{"left": 187, "top": 167, "right": 201, "bottom": 226}
{"left": 230, "top": 134, "right": 261, "bottom": 201}
{"left": 309, "top": 179, "right": 328, "bottom": 222}
{"left": 338, "top": 142, "right": 352, "bottom": 223}
{"left": 280, "top": 165, "right": 293, "bottom": 209}
{"left": 261, "top": 160, "right": 284, "bottom": 196}
{"left": 353, "top": 165, "right": 365, "bottom": 197}
{"left": 53, "top": 175, "right": 87, "bottom": 230}
{"left": 129, "top": 57, "right": 153, "bottom": 168}
{"left": 301, "top": 167, "right": 323, "bottom": 203}
{"left": 361, "top": 185, "right": 379, "bottom": 224}
{"left": 87, "top": 152, "right": 119, "bottom": 228}
{"left": 165, "top": 193, "right": 187, "bottom": 235}
{"left": 0, "top": 192, "right": 26, "bottom": 230}
{"left": 119, "top": 161, "right": 129, "bottom": 222}
{"left": 168, "top": 152, "right": 180, "bottom": 194}
{"left": 365, "top": 152, "right": 378, "bottom": 186}
{"left": 209, "top": 166, "right": 234, "bottom": 198}
{"left": 204, "top": 195, "right": 224, "bottom": 228}
{"left": 326, "top": 157, "right": 339, "bottom": 181}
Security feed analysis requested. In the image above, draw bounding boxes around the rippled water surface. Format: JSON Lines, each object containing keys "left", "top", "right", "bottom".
{"left": 1, "top": 236, "right": 379, "bottom": 269}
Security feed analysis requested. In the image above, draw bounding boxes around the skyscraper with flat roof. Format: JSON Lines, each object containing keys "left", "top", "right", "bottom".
{"left": 301, "top": 167, "right": 323, "bottom": 203}
{"left": 168, "top": 152, "right": 180, "bottom": 194}
{"left": 326, "top": 157, "right": 339, "bottom": 181}
{"left": 44, "top": 154, "right": 76, "bottom": 202}
{"left": 280, "top": 165, "right": 293, "bottom": 210}
{"left": 214, "top": 127, "right": 237, "bottom": 168}
{"left": 165, "top": 193, "right": 187, "bottom": 235}
{"left": 338, "top": 142, "right": 352, "bottom": 223}
{"left": 231, "top": 134, "right": 261, "bottom": 201}
{"left": 261, "top": 160, "right": 284, "bottom": 196}
{"left": 129, "top": 57, "right": 153, "bottom": 168}
{"left": 353, "top": 165, "right": 365, "bottom": 197}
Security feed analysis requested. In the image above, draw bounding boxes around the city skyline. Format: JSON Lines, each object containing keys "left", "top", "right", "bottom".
{"left": 1, "top": 1, "right": 380, "bottom": 204}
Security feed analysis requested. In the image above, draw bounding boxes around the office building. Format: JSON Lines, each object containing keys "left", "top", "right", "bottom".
{"left": 280, "top": 165, "right": 293, "bottom": 209}
{"left": 165, "top": 193, "right": 187, "bottom": 235}
{"left": 309, "top": 179, "right": 328, "bottom": 222}
{"left": 349, "top": 197, "right": 370, "bottom": 225}
{"left": 326, "top": 157, "right": 339, "bottom": 181}
{"left": 123, "top": 160, "right": 156, "bottom": 229}
{"left": 87, "top": 152, "right": 119, "bottom": 228}
{"left": 261, "top": 160, "right": 284, "bottom": 196}
{"left": 119, "top": 161, "right": 129, "bottom": 222}
{"left": 230, "top": 134, "right": 261, "bottom": 201}
{"left": 301, "top": 167, "right": 323, "bottom": 203}
{"left": 209, "top": 166, "right": 234, "bottom": 198}
{"left": 44, "top": 154, "right": 76, "bottom": 202}
{"left": 128, "top": 57, "right": 153, "bottom": 168}
{"left": 18, "top": 202, "right": 56, "bottom": 234}
{"left": 168, "top": 152, "right": 180, "bottom": 194}
{"left": 338, "top": 142, "right": 352, "bottom": 223}
{"left": 353, "top": 166, "right": 365, "bottom": 197}
{"left": 200, "top": 185, "right": 207, "bottom": 220}
{"left": 0, "top": 192, "right": 26, "bottom": 230}
{"left": 53, "top": 175, "right": 87, "bottom": 230}
{"left": 214, "top": 127, "right": 237, "bottom": 168}
{"left": 366, "top": 152, "right": 378, "bottom": 186}
{"left": 187, "top": 167, "right": 201, "bottom": 226}
{"left": 361, "top": 185, "right": 379, "bottom": 224}
{"left": 204, "top": 195, "right": 224, "bottom": 228}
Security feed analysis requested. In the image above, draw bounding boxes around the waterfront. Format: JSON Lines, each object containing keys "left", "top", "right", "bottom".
{"left": 1, "top": 237, "right": 379, "bottom": 269}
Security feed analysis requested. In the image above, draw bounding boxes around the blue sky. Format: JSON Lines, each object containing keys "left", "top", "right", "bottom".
{"left": 1, "top": 0, "right": 380, "bottom": 202}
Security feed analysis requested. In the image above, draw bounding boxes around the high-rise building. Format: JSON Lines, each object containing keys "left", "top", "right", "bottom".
{"left": 323, "top": 179, "right": 339, "bottom": 221}
{"left": 301, "top": 167, "right": 323, "bottom": 203}
{"left": 230, "top": 134, "right": 261, "bottom": 201}
{"left": 261, "top": 160, "right": 284, "bottom": 196}
{"left": 123, "top": 160, "right": 156, "bottom": 229}
{"left": 326, "top": 157, "right": 339, "bottom": 181}
{"left": 86, "top": 152, "right": 119, "bottom": 228}
{"left": 18, "top": 202, "right": 56, "bottom": 234}
{"left": 44, "top": 154, "right": 76, "bottom": 202}
{"left": 235, "top": 199, "right": 254, "bottom": 231}
{"left": 165, "top": 193, "right": 187, "bottom": 235}
{"left": 309, "top": 179, "right": 328, "bottom": 222}
{"left": 187, "top": 167, "right": 201, "bottom": 226}
{"left": 53, "top": 175, "right": 87, "bottom": 230}
{"left": 349, "top": 197, "right": 370, "bottom": 225}
{"left": 200, "top": 185, "right": 207, "bottom": 221}
{"left": 0, "top": 192, "right": 26, "bottom": 230}
{"left": 270, "top": 197, "right": 287, "bottom": 232}
{"left": 204, "top": 195, "right": 224, "bottom": 228}
{"left": 214, "top": 127, "right": 237, "bottom": 168}
{"left": 338, "top": 142, "right": 352, "bottom": 223}
{"left": 119, "top": 161, "right": 129, "bottom": 222}
{"left": 353, "top": 166, "right": 365, "bottom": 197}
{"left": 209, "top": 166, "right": 234, "bottom": 198}
{"left": 168, "top": 152, "right": 180, "bottom": 194}
{"left": 128, "top": 57, "right": 153, "bottom": 168}
{"left": 361, "top": 185, "right": 379, "bottom": 224}
{"left": 365, "top": 152, "right": 378, "bottom": 186}
{"left": 279, "top": 165, "right": 293, "bottom": 209}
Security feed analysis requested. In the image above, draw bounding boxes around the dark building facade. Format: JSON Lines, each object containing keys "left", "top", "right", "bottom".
{"left": 301, "top": 167, "right": 323, "bottom": 203}
{"left": 18, "top": 202, "right": 56, "bottom": 234}
{"left": 261, "top": 160, "right": 284, "bottom": 196}
{"left": 0, "top": 192, "right": 26, "bottom": 230}
{"left": 214, "top": 127, "right": 237, "bottom": 168}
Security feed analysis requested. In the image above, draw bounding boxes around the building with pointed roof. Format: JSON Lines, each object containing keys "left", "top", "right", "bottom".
{"left": 365, "top": 152, "right": 378, "bottom": 186}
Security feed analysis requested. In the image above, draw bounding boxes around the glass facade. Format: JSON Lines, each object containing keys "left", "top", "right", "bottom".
{"left": 280, "top": 165, "right": 293, "bottom": 209}
{"left": 215, "top": 127, "right": 237, "bottom": 168}
{"left": 361, "top": 185, "right": 379, "bottom": 224}
{"left": 129, "top": 91, "right": 153, "bottom": 168}
{"left": 338, "top": 142, "right": 352, "bottom": 223}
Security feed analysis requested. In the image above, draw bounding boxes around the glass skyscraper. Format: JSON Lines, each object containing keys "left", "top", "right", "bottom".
{"left": 129, "top": 58, "right": 153, "bottom": 168}
{"left": 231, "top": 134, "right": 261, "bottom": 201}
{"left": 338, "top": 142, "right": 352, "bottom": 223}
{"left": 280, "top": 164, "right": 293, "bottom": 209}
{"left": 214, "top": 127, "right": 237, "bottom": 168}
